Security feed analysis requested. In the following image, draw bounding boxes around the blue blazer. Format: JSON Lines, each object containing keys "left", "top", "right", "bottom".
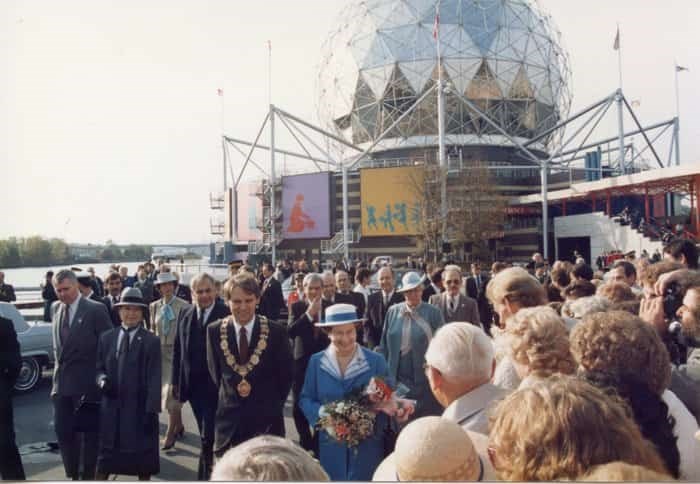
{"left": 300, "top": 346, "right": 390, "bottom": 481}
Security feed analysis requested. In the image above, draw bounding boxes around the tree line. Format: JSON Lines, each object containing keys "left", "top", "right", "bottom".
{"left": 0, "top": 236, "right": 153, "bottom": 268}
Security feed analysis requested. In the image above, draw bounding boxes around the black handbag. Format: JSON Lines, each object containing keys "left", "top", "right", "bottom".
{"left": 382, "top": 418, "right": 399, "bottom": 457}
{"left": 73, "top": 396, "right": 100, "bottom": 433}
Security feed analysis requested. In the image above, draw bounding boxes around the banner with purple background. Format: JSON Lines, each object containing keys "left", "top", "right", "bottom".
{"left": 282, "top": 173, "right": 331, "bottom": 239}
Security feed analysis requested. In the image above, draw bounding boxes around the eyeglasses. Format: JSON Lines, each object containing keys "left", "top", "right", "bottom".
{"left": 445, "top": 280, "right": 461, "bottom": 285}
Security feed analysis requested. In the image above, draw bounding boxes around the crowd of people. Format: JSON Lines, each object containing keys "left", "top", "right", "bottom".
{"left": 1, "top": 237, "right": 700, "bottom": 481}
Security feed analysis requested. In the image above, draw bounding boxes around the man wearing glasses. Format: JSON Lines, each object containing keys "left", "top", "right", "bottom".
{"left": 429, "top": 265, "right": 481, "bottom": 327}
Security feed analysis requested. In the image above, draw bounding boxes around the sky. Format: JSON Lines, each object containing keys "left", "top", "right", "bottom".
{"left": 2, "top": 0, "right": 699, "bottom": 245}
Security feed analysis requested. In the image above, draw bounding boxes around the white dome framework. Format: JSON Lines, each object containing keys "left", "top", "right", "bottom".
{"left": 317, "top": 0, "right": 572, "bottom": 154}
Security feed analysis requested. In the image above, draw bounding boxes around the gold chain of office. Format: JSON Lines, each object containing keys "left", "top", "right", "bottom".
{"left": 219, "top": 315, "right": 270, "bottom": 398}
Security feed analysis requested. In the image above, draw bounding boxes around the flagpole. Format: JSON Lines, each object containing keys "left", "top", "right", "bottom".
{"left": 435, "top": 0, "right": 448, "bottom": 254}
{"left": 267, "top": 40, "right": 272, "bottom": 106}
{"left": 614, "top": 23, "right": 625, "bottom": 174}
{"left": 219, "top": 88, "right": 226, "bottom": 191}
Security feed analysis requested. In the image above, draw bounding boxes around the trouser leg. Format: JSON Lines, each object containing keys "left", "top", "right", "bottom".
{"left": 189, "top": 387, "right": 216, "bottom": 481}
{"left": 291, "top": 376, "right": 313, "bottom": 451}
{"left": 80, "top": 430, "right": 99, "bottom": 480}
{"left": 0, "top": 393, "right": 25, "bottom": 480}
{"left": 53, "top": 396, "right": 80, "bottom": 479}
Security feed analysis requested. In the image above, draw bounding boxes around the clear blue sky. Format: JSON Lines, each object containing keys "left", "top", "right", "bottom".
{"left": 2, "top": 0, "right": 698, "bottom": 245}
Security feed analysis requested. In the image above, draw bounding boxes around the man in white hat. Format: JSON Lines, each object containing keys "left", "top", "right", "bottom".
{"left": 149, "top": 272, "right": 191, "bottom": 450}
{"left": 424, "top": 323, "right": 509, "bottom": 434}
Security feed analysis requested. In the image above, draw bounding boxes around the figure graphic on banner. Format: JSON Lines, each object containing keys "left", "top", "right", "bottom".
{"left": 366, "top": 206, "right": 378, "bottom": 230}
{"left": 287, "top": 194, "right": 316, "bottom": 233}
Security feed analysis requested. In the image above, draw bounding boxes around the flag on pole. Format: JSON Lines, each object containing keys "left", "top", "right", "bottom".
{"left": 432, "top": 4, "right": 440, "bottom": 40}
{"left": 217, "top": 88, "right": 223, "bottom": 96}
{"left": 676, "top": 65, "right": 689, "bottom": 72}
{"left": 613, "top": 26, "right": 620, "bottom": 50}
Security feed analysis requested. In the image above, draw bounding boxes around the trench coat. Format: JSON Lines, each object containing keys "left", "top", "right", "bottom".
{"left": 95, "top": 325, "right": 161, "bottom": 476}
{"left": 377, "top": 301, "right": 444, "bottom": 418}
{"left": 300, "top": 345, "right": 390, "bottom": 481}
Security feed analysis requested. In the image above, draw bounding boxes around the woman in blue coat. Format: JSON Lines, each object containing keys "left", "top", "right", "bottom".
{"left": 300, "top": 303, "right": 396, "bottom": 481}
{"left": 378, "top": 271, "right": 445, "bottom": 419}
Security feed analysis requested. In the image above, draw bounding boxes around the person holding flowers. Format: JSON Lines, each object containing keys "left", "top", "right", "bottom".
{"left": 300, "top": 303, "right": 413, "bottom": 481}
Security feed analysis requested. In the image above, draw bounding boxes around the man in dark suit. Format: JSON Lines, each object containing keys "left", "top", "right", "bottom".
{"left": 172, "top": 273, "right": 230, "bottom": 481}
{"left": 288, "top": 273, "right": 331, "bottom": 451}
{"left": 0, "top": 315, "right": 24, "bottom": 480}
{"left": 51, "top": 269, "right": 113, "bottom": 480}
{"left": 334, "top": 270, "right": 365, "bottom": 318}
{"left": 76, "top": 272, "right": 103, "bottom": 303}
{"left": 422, "top": 268, "right": 444, "bottom": 302}
{"left": 259, "top": 262, "right": 285, "bottom": 321}
{"left": 465, "top": 263, "right": 492, "bottom": 334}
{"left": 206, "top": 274, "right": 293, "bottom": 458}
{"left": 101, "top": 271, "right": 123, "bottom": 327}
{"left": 430, "top": 266, "right": 481, "bottom": 326}
{"left": 365, "top": 266, "right": 403, "bottom": 349}
{"left": 0, "top": 272, "right": 16, "bottom": 302}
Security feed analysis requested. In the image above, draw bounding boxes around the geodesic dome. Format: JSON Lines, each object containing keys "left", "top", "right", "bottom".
{"left": 317, "top": 0, "right": 572, "bottom": 154}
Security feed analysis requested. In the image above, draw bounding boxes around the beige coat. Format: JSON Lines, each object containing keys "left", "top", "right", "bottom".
{"left": 149, "top": 296, "right": 190, "bottom": 384}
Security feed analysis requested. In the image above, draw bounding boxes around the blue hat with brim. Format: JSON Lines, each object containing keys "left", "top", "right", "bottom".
{"left": 397, "top": 271, "right": 427, "bottom": 293}
{"left": 315, "top": 303, "right": 365, "bottom": 327}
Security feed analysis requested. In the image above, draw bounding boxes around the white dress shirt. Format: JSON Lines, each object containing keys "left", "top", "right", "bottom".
{"left": 195, "top": 303, "right": 215, "bottom": 324}
{"left": 233, "top": 316, "right": 257, "bottom": 350}
{"left": 64, "top": 293, "right": 82, "bottom": 327}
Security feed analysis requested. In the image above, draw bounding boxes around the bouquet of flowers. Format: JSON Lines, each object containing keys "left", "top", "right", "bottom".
{"left": 316, "top": 399, "right": 377, "bottom": 448}
{"left": 315, "top": 377, "right": 415, "bottom": 448}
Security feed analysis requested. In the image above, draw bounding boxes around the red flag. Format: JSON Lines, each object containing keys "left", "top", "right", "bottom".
{"left": 432, "top": 8, "right": 440, "bottom": 40}
{"left": 217, "top": 88, "right": 223, "bottom": 97}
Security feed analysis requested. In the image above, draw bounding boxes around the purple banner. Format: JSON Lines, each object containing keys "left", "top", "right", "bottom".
{"left": 282, "top": 173, "right": 331, "bottom": 239}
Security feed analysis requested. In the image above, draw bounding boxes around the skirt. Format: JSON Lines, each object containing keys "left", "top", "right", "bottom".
{"left": 162, "top": 383, "right": 183, "bottom": 413}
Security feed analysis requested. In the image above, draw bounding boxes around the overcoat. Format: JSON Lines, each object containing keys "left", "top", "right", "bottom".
{"left": 95, "top": 325, "right": 161, "bottom": 476}
{"left": 300, "top": 345, "right": 390, "bottom": 481}
{"left": 378, "top": 301, "right": 444, "bottom": 417}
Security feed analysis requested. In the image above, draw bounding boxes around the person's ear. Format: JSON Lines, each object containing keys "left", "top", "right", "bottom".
{"left": 429, "top": 366, "right": 443, "bottom": 388}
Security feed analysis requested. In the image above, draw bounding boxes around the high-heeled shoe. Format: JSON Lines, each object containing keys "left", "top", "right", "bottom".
{"left": 161, "top": 438, "right": 176, "bottom": 451}
{"left": 175, "top": 427, "right": 185, "bottom": 439}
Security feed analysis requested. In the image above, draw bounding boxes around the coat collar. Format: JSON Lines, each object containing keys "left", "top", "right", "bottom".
{"left": 320, "top": 343, "right": 370, "bottom": 381}
{"left": 442, "top": 383, "right": 506, "bottom": 425}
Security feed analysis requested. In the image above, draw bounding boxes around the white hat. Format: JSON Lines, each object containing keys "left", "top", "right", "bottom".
{"left": 397, "top": 271, "right": 426, "bottom": 293}
{"left": 372, "top": 417, "right": 495, "bottom": 481}
{"left": 315, "top": 303, "right": 364, "bottom": 327}
{"left": 154, "top": 272, "right": 178, "bottom": 286}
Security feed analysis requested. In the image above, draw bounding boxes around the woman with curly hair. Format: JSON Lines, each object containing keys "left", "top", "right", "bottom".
{"left": 487, "top": 375, "right": 669, "bottom": 481}
{"left": 502, "top": 306, "right": 575, "bottom": 388}
{"left": 570, "top": 311, "right": 700, "bottom": 479}
{"left": 486, "top": 267, "right": 547, "bottom": 390}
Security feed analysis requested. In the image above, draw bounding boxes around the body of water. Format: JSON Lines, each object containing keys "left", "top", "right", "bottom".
{"left": 2, "top": 262, "right": 146, "bottom": 289}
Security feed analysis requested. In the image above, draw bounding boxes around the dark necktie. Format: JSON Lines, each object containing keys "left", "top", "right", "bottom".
{"left": 450, "top": 297, "right": 456, "bottom": 312}
{"left": 239, "top": 326, "right": 249, "bottom": 364}
{"left": 60, "top": 304, "right": 70, "bottom": 345}
{"left": 118, "top": 326, "right": 137, "bottom": 392}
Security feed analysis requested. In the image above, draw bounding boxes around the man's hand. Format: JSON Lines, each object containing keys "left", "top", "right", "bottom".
{"left": 639, "top": 296, "right": 667, "bottom": 335}
{"left": 97, "top": 375, "right": 114, "bottom": 397}
{"left": 307, "top": 296, "right": 322, "bottom": 321}
{"left": 654, "top": 269, "right": 692, "bottom": 297}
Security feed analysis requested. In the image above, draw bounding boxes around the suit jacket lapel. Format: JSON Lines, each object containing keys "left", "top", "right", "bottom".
{"left": 246, "top": 318, "right": 261, "bottom": 360}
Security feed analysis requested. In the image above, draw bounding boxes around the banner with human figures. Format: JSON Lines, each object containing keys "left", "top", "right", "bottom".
{"left": 282, "top": 173, "right": 331, "bottom": 239}
{"left": 360, "top": 166, "right": 423, "bottom": 237}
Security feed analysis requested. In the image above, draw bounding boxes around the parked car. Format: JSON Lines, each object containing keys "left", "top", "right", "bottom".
{"left": 0, "top": 302, "right": 54, "bottom": 393}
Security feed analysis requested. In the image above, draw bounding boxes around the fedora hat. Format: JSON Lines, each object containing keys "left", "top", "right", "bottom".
{"left": 114, "top": 287, "right": 148, "bottom": 308}
{"left": 154, "top": 272, "right": 178, "bottom": 286}
{"left": 372, "top": 416, "right": 495, "bottom": 481}
{"left": 397, "top": 271, "right": 426, "bottom": 293}
{"left": 315, "top": 303, "right": 364, "bottom": 328}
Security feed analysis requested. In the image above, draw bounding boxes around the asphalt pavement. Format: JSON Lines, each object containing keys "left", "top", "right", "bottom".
{"left": 13, "top": 370, "right": 300, "bottom": 481}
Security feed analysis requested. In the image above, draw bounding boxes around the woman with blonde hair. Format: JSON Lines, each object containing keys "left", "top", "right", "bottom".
{"left": 503, "top": 306, "right": 575, "bottom": 388}
{"left": 485, "top": 267, "right": 546, "bottom": 390}
{"left": 487, "top": 375, "right": 668, "bottom": 481}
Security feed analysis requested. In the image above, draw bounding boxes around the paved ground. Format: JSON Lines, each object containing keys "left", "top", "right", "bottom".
{"left": 14, "top": 371, "right": 300, "bottom": 481}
